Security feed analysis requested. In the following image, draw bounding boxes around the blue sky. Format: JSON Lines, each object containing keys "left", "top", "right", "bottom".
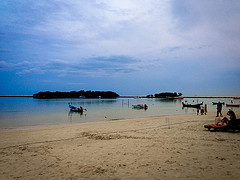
{"left": 0, "top": 0, "right": 240, "bottom": 96}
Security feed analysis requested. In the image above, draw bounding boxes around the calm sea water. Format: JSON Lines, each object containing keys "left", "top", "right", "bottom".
{"left": 0, "top": 97, "right": 239, "bottom": 129}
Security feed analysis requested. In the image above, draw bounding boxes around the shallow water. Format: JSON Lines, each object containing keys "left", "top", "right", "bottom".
{"left": 0, "top": 97, "right": 239, "bottom": 129}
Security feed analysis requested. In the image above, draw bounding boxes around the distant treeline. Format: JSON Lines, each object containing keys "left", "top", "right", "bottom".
{"left": 147, "top": 92, "right": 182, "bottom": 98}
{"left": 33, "top": 90, "right": 119, "bottom": 99}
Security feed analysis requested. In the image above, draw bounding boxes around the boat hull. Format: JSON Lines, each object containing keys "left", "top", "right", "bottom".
{"left": 166, "top": 96, "right": 184, "bottom": 100}
{"left": 182, "top": 102, "right": 202, "bottom": 108}
{"left": 226, "top": 104, "right": 240, "bottom": 107}
{"left": 69, "top": 104, "right": 84, "bottom": 113}
{"left": 70, "top": 108, "right": 83, "bottom": 112}
{"left": 132, "top": 104, "right": 148, "bottom": 109}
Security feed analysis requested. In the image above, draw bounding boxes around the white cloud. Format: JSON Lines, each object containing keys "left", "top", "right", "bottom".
{"left": 1, "top": 0, "right": 240, "bottom": 76}
{"left": 171, "top": 0, "right": 240, "bottom": 59}
{"left": 29, "top": 1, "right": 175, "bottom": 58}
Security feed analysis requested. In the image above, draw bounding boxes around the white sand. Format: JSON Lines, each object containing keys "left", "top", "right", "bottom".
{"left": 0, "top": 111, "right": 240, "bottom": 179}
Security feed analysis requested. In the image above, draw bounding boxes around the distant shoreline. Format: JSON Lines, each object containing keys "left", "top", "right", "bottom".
{"left": 0, "top": 95, "right": 239, "bottom": 98}
{"left": 184, "top": 96, "right": 240, "bottom": 98}
{"left": 120, "top": 96, "right": 240, "bottom": 98}
{"left": 0, "top": 96, "right": 33, "bottom": 97}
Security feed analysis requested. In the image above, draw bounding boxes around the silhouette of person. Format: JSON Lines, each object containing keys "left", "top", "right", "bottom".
{"left": 204, "top": 104, "right": 207, "bottom": 115}
{"left": 216, "top": 102, "right": 223, "bottom": 117}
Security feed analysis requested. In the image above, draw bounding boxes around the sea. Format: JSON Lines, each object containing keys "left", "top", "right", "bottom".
{"left": 0, "top": 97, "right": 239, "bottom": 129}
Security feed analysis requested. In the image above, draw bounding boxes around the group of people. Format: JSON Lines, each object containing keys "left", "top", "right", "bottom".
{"left": 197, "top": 102, "right": 224, "bottom": 116}
{"left": 197, "top": 104, "right": 207, "bottom": 115}
{"left": 197, "top": 101, "right": 238, "bottom": 126}
{"left": 215, "top": 101, "right": 238, "bottom": 126}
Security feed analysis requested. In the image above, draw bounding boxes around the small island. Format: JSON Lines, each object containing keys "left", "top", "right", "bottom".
{"left": 33, "top": 90, "right": 119, "bottom": 99}
{"left": 146, "top": 92, "right": 182, "bottom": 98}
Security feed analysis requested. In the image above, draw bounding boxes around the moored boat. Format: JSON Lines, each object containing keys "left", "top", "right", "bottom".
{"left": 132, "top": 104, "right": 148, "bottom": 109}
{"left": 166, "top": 96, "right": 184, "bottom": 100}
{"left": 226, "top": 104, "right": 240, "bottom": 107}
{"left": 68, "top": 103, "right": 85, "bottom": 112}
{"left": 233, "top": 97, "right": 240, "bottom": 99}
{"left": 182, "top": 102, "right": 202, "bottom": 108}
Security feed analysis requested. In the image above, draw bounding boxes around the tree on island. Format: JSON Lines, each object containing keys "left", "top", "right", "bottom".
{"left": 147, "top": 92, "right": 182, "bottom": 98}
{"left": 33, "top": 90, "right": 119, "bottom": 99}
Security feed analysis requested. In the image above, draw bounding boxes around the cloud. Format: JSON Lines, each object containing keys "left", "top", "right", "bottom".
{"left": 0, "top": 49, "right": 10, "bottom": 53}
{"left": 0, "top": 60, "right": 30, "bottom": 70}
{"left": 0, "top": 55, "right": 159, "bottom": 77}
{"left": 171, "top": 0, "right": 240, "bottom": 57}
{"left": 0, "top": 1, "right": 174, "bottom": 58}
{"left": 0, "top": 61, "right": 9, "bottom": 69}
{"left": 66, "top": 82, "right": 86, "bottom": 86}
{"left": 3, "top": 0, "right": 239, "bottom": 62}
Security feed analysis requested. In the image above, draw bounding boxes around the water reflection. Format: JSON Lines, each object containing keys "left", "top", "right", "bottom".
{"left": 68, "top": 110, "right": 87, "bottom": 122}
{"left": 0, "top": 97, "right": 238, "bottom": 128}
{"left": 70, "top": 99, "right": 118, "bottom": 105}
{"left": 155, "top": 98, "right": 183, "bottom": 103}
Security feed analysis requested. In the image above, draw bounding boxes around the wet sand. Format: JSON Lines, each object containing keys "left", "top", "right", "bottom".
{"left": 0, "top": 111, "right": 240, "bottom": 179}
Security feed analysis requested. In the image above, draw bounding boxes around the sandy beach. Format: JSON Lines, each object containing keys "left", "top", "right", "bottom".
{"left": 0, "top": 111, "right": 240, "bottom": 180}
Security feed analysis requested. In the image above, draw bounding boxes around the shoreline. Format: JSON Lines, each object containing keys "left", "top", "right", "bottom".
{"left": 0, "top": 113, "right": 190, "bottom": 132}
{"left": 0, "top": 109, "right": 237, "bottom": 132}
{"left": 0, "top": 111, "right": 240, "bottom": 179}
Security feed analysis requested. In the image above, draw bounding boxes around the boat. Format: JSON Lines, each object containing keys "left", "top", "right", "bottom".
{"left": 132, "top": 104, "right": 148, "bottom": 109}
{"left": 68, "top": 104, "right": 85, "bottom": 112}
{"left": 182, "top": 102, "right": 202, "bottom": 108}
{"left": 166, "top": 96, "right": 184, "bottom": 100}
{"left": 174, "top": 96, "right": 184, "bottom": 100}
{"left": 226, "top": 104, "right": 240, "bottom": 107}
{"left": 233, "top": 97, "right": 240, "bottom": 99}
{"left": 212, "top": 102, "right": 225, "bottom": 105}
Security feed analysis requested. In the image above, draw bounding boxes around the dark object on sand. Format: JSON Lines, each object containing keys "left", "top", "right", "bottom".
{"left": 204, "top": 110, "right": 240, "bottom": 132}
{"left": 204, "top": 120, "right": 240, "bottom": 132}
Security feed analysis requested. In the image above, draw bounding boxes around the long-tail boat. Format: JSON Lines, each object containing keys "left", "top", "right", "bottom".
{"left": 182, "top": 102, "right": 202, "bottom": 108}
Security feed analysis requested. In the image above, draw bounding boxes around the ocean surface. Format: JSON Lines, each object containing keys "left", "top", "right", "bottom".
{"left": 0, "top": 97, "right": 239, "bottom": 129}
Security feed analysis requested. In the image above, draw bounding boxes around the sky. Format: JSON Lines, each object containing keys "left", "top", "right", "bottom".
{"left": 0, "top": 0, "right": 240, "bottom": 96}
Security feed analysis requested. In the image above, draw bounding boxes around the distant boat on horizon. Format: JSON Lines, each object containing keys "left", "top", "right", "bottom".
{"left": 226, "top": 104, "right": 240, "bottom": 107}
{"left": 166, "top": 96, "right": 184, "bottom": 100}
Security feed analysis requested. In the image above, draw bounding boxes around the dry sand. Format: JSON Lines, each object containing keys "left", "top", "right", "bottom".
{"left": 0, "top": 111, "right": 240, "bottom": 180}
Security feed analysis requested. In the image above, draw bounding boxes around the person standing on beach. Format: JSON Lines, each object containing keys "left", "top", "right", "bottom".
{"left": 200, "top": 104, "right": 204, "bottom": 115}
{"left": 204, "top": 104, "right": 207, "bottom": 115}
{"left": 216, "top": 102, "right": 223, "bottom": 117}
